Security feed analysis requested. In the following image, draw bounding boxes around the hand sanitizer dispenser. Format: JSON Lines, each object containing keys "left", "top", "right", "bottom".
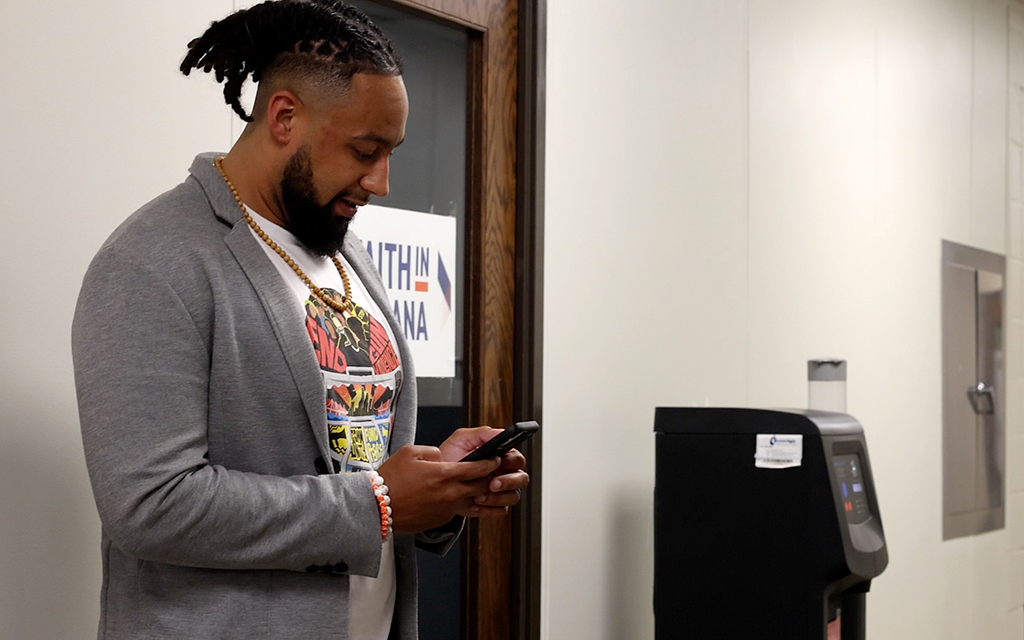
{"left": 653, "top": 407, "right": 887, "bottom": 639}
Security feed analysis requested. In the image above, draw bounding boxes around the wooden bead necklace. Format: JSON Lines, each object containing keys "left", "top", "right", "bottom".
{"left": 215, "top": 156, "right": 353, "bottom": 314}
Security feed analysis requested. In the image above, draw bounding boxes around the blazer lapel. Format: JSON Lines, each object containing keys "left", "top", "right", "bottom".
{"left": 224, "top": 225, "right": 333, "bottom": 459}
{"left": 190, "top": 153, "right": 332, "bottom": 463}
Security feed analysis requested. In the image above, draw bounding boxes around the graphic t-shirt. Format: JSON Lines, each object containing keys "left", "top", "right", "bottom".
{"left": 249, "top": 208, "right": 398, "bottom": 640}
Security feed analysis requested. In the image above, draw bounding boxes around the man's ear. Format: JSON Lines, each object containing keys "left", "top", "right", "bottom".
{"left": 265, "top": 90, "right": 303, "bottom": 145}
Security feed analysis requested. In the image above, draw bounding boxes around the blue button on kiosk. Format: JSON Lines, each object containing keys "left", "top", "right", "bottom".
{"left": 654, "top": 408, "right": 887, "bottom": 639}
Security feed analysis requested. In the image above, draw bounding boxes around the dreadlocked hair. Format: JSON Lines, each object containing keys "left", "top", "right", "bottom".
{"left": 180, "top": 0, "right": 403, "bottom": 122}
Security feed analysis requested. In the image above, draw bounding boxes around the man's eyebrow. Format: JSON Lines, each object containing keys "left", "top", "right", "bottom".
{"left": 354, "top": 133, "right": 405, "bottom": 147}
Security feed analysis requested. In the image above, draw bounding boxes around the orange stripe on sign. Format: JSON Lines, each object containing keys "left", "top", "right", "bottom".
{"left": 415, "top": 281, "right": 429, "bottom": 292}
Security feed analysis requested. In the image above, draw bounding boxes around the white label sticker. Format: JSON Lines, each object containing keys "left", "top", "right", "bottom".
{"left": 754, "top": 434, "right": 803, "bottom": 469}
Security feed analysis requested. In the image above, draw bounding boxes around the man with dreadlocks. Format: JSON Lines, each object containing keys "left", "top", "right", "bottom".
{"left": 71, "top": 1, "right": 528, "bottom": 638}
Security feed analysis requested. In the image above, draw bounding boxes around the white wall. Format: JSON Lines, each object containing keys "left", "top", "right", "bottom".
{"left": 544, "top": 0, "right": 1022, "bottom": 639}
{"left": 0, "top": 1, "right": 232, "bottom": 637}
{"left": 542, "top": 2, "right": 750, "bottom": 639}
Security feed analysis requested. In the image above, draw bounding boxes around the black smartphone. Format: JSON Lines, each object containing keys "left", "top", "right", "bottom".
{"left": 459, "top": 421, "right": 539, "bottom": 462}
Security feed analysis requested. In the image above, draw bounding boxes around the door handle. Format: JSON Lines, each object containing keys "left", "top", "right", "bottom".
{"left": 966, "top": 383, "right": 995, "bottom": 415}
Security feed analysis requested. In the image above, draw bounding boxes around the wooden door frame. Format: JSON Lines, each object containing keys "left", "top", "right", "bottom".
{"left": 511, "top": 2, "right": 544, "bottom": 640}
{"left": 374, "top": 0, "right": 545, "bottom": 638}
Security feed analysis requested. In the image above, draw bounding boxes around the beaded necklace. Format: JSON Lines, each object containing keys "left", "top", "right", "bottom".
{"left": 214, "top": 156, "right": 353, "bottom": 314}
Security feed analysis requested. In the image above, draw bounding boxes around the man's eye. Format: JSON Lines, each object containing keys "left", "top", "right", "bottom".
{"left": 353, "top": 147, "right": 377, "bottom": 160}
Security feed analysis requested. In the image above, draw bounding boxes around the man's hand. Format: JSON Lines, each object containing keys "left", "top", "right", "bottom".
{"left": 376, "top": 427, "right": 532, "bottom": 535}
{"left": 377, "top": 445, "right": 500, "bottom": 534}
{"left": 438, "top": 427, "right": 530, "bottom": 515}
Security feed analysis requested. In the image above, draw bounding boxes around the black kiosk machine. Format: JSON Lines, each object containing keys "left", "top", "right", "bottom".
{"left": 653, "top": 408, "right": 888, "bottom": 639}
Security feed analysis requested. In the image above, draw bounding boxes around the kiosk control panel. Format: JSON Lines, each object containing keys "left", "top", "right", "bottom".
{"left": 834, "top": 454, "right": 871, "bottom": 524}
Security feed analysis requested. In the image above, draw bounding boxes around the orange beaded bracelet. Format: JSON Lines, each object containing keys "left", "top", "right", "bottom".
{"left": 367, "top": 471, "right": 393, "bottom": 540}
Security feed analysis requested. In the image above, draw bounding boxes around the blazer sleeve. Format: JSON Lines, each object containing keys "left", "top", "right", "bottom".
{"left": 416, "top": 517, "right": 465, "bottom": 556}
{"left": 72, "top": 243, "right": 385, "bottom": 577}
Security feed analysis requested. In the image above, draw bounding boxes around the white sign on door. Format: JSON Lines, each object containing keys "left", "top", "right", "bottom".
{"left": 351, "top": 204, "right": 457, "bottom": 378}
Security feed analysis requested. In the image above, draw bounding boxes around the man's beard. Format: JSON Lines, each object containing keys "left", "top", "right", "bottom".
{"left": 280, "top": 145, "right": 351, "bottom": 258}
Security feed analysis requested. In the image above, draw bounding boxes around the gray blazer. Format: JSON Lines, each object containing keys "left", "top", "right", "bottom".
{"left": 73, "top": 153, "right": 446, "bottom": 639}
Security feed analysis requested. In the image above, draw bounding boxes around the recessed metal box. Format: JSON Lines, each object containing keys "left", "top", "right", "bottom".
{"left": 942, "top": 240, "right": 1005, "bottom": 540}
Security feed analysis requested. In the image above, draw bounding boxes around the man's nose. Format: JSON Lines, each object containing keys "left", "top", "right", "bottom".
{"left": 361, "top": 158, "right": 390, "bottom": 197}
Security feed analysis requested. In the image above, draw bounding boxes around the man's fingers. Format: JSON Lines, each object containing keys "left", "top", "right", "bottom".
{"left": 447, "top": 457, "right": 502, "bottom": 481}
{"left": 488, "top": 470, "right": 529, "bottom": 493}
{"left": 403, "top": 445, "right": 444, "bottom": 461}
{"left": 451, "top": 477, "right": 493, "bottom": 500}
{"left": 473, "top": 488, "right": 523, "bottom": 508}
{"left": 496, "top": 448, "right": 527, "bottom": 473}
{"left": 437, "top": 426, "right": 502, "bottom": 462}
{"left": 455, "top": 426, "right": 501, "bottom": 449}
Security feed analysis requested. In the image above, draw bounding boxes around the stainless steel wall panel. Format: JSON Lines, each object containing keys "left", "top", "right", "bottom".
{"left": 942, "top": 240, "right": 1006, "bottom": 540}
